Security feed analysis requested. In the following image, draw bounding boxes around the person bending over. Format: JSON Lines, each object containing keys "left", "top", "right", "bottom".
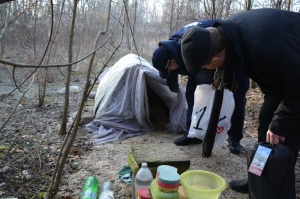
{"left": 152, "top": 20, "right": 249, "bottom": 154}
{"left": 181, "top": 8, "right": 300, "bottom": 197}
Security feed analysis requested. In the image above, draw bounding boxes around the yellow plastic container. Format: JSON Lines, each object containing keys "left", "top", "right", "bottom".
{"left": 180, "top": 170, "right": 226, "bottom": 199}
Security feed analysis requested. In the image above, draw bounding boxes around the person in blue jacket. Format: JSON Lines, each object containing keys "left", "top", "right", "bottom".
{"left": 152, "top": 20, "right": 249, "bottom": 154}
{"left": 180, "top": 8, "right": 300, "bottom": 196}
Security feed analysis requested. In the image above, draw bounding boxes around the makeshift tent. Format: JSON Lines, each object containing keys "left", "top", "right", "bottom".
{"left": 85, "top": 53, "right": 187, "bottom": 144}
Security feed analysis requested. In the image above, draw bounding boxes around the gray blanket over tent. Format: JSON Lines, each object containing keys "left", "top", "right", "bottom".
{"left": 85, "top": 53, "right": 187, "bottom": 144}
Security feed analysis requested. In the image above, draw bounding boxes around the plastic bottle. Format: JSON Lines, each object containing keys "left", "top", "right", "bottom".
{"left": 80, "top": 176, "right": 99, "bottom": 199}
{"left": 134, "top": 163, "right": 154, "bottom": 199}
{"left": 98, "top": 182, "right": 115, "bottom": 199}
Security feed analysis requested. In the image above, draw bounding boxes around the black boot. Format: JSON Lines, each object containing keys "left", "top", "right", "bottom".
{"left": 229, "top": 178, "right": 249, "bottom": 193}
{"left": 174, "top": 134, "right": 203, "bottom": 146}
{"left": 228, "top": 140, "right": 242, "bottom": 154}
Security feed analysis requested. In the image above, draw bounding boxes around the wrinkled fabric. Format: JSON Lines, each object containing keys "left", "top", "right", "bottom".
{"left": 119, "top": 166, "right": 132, "bottom": 184}
{"left": 85, "top": 54, "right": 187, "bottom": 144}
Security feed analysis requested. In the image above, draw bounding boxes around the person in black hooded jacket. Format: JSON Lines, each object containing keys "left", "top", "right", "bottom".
{"left": 181, "top": 8, "right": 300, "bottom": 197}
{"left": 152, "top": 20, "right": 249, "bottom": 153}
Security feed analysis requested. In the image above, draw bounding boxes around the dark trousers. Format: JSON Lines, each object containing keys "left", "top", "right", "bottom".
{"left": 257, "top": 94, "right": 281, "bottom": 142}
{"left": 185, "top": 75, "right": 197, "bottom": 132}
{"left": 258, "top": 92, "right": 300, "bottom": 165}
{"left": 227, "top": 69, "right": 249, "bottom": 142}
{"left": 187, "top": 68, "right": 249, "bottom": 143}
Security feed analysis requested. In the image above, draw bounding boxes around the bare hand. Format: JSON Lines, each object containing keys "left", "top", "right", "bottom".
{"left": 266, "top": 130, "right": 285, "bottom": 144}
{"left": 168, "top": 59, "right": 178, "bottom": 70}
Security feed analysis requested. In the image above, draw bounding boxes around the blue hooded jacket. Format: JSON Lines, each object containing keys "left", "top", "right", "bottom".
{"left": 159, "top": 20, "right": 219, "bottom": 76}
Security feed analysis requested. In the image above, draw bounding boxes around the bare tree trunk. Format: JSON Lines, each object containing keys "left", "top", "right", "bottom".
{"left": 246, "top": 0, "right": 251, "bottom": 10}
{"left": 124, "top": 0, "right": 131, "bottom": 51}
{"left": 203, "top": 0, "right": 210, "bottom": 18}
{"left": 168, "top": 0, "right": 175, "bottom": 37}
{"left": 46, "top": 3, "right": 125, "bottom": 197}
{"left": 175, "top": 0, "right": 184, "bottom": 31}
{"left": 59, "top": 0, "right": 78, "bottom": 135}
{"left": 37, "top": 0, "right": 54, "bottom": 108}
{"left": 287, "top": 0, "right": 291, "bottom": 10}
{"left": 12, "top": 0, "right": 16, "bottom": 13}
{"left": 46, "top": 0, "right": 79, "bottom": 196}
{"left": 131, "top": 0, "right": 138, "bottom": 52}
{"left": 211, "top": 0, "right": 216, "bottom": 18}
{"left": 225, "top": 0, "right": 232, "bottom": 17}
{"left": 275, "top": 0, "right": 283, "bottom": 9}
{"left": 0, "top": 3, "right": 10, "bottom": 57}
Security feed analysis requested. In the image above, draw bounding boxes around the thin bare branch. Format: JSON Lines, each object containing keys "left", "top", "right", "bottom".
{"left": 0, "top": 89, "right": 28, "bottom": 132}
{"left": 101, "top": 0, "right": 112, "bottom": 35}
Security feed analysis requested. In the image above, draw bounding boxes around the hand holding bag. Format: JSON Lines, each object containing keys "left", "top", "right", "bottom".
{"left": 247, "top": 142, "right": 295, "bottom": 199}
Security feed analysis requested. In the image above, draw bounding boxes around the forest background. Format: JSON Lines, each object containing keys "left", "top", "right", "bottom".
{"left": 0, "top": 0, "right": 300, "bottom": 198}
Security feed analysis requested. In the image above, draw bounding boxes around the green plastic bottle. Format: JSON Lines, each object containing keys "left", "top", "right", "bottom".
{"left": 80, "top": 176, "right": 99, "bottom": 199}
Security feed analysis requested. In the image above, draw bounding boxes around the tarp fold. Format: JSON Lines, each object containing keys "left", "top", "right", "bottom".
{"left": 86, "top": 54, "right": 187, "bottom": 144}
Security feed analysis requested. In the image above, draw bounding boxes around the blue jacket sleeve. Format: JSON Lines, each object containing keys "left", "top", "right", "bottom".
{"left": 170, "top": 19, "right": 220, "bottom": 39}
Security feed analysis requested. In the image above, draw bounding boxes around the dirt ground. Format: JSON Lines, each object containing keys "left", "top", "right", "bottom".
{"left": 0, "top": 68, "right": 299, "bottom": 199}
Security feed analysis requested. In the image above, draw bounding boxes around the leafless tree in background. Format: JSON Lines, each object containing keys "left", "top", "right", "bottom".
{"left": 246, "top": 0, "right": 252, "bottom": 10}
{"left": 2, "top": 0, "right": 299, "bottom": 66}
{"left": 0, "top": 3, "right": 9, "bottom": 57}
{"left": 124, "top": 0, "right": 138, "bottom": 52}
{"left": 58, "top": 0, "right": 78, "bottom": 135}
{"left": 1, "top": 0, "right": 300, "bottom": 197}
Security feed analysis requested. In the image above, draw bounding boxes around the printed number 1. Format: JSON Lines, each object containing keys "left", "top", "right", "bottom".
{"left": 193, "top": 107, "right": 226, "bottom": 130}
{"left": 193, "top": 107, "right": 206, "bottom": 130}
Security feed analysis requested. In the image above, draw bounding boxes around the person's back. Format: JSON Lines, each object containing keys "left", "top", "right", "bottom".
{"left": 213, "top": 9, "right": 300, "bottom": 139}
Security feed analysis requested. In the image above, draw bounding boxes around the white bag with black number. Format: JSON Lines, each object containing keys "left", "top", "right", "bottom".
{"left": 188, "top": 84, "right": 235, "bottom": 145}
